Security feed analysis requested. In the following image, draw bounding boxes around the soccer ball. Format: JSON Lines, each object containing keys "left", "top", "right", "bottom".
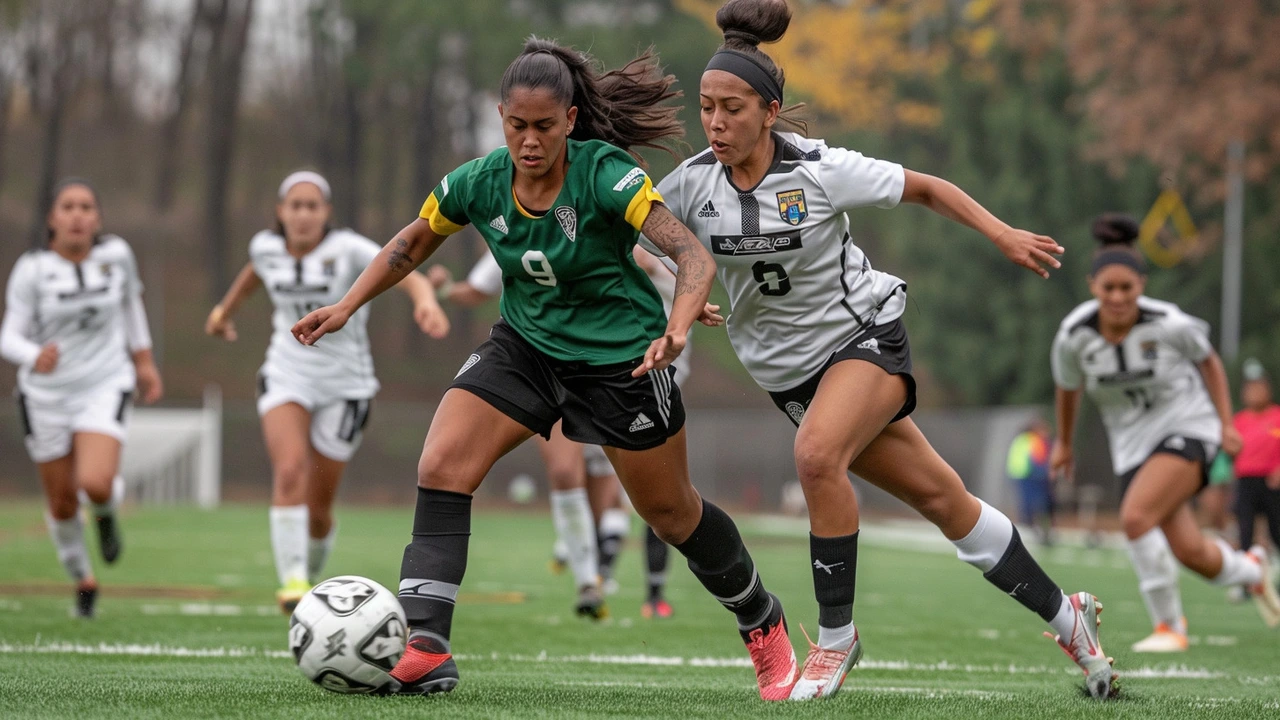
{"left": 288, "top": 575, "right": 406, "bottom": 693}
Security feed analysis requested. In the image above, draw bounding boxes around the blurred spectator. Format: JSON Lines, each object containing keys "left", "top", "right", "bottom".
{"left": 1232, "top": 359, "right": 1280, "bottom": 553}
{"left": 1007, "top": 417, "right": 1055, "bottom": 545}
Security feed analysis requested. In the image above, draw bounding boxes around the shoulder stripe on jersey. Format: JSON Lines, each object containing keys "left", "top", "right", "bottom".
{"left": 1068, "top": 310, "right": 1101, "bottom": 335}
{"left": 689, "top": 150, "right": 717, "bottom": 166}
{"left": 781, "top": 141, "right": 821, "bottom": 162}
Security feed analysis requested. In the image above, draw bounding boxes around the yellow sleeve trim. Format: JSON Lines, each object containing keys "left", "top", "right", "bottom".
{"left": 623, "top": 176, "right": 664, "bottom": 232}
{"left": 419, "top": 193, "right": 465, "bottom": 236}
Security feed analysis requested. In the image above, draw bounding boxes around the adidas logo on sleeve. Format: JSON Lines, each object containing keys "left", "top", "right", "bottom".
{"left": 697, "top": 201, "right": 720, "bottom": 218}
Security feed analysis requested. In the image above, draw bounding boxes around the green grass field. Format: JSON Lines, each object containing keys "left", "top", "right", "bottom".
{"left": 1, "top": 502, "right": 1277, "bottom": 719}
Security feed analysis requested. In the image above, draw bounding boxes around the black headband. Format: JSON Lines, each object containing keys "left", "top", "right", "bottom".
{"left": 1091, "top": 249, "right": 1145, "bottom": 276}
{"left": 705, "top": 49, "right": 783, "bottom": 106}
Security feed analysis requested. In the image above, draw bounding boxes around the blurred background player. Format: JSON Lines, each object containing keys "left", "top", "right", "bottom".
{"left": 0, "top": 178, "right": 164, "bottom": 618}
{"left": 427, "top": 246, "right": 683, "bottom": 618}
{"left": 1006, "top": 416, "right": 1056, "bottom": 546}
{"left": 1052, "top": 214, "right": 1280, "bottom": 654}
{"left": 205, "top": 171, "right": 449, "bottom": 612}
{"left": 647, "top": 0, "right": 1116, "bottom": 700}
{"left": 294, "top": 37, "right": 799, "bottom": 700}
{"left": 1232, "top": 358, "right": 1280, "bottom": 564}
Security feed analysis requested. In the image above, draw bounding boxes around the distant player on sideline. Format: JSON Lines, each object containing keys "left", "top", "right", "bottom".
{"left": 1, "top": 178, "right": 164, "bottom": 618}
{"left": 205, "top": 171, "right": 449, "bottom": 612}
{"left": 294, "top": 38, "right": 798, "bottom": 699}
{"left": 430, "top": 248, "right": 681, "bottom": 618}
{"left": 644, "top": 0, "right": 1116, "bottom": 700}
{"left": 1052, "top": 214, "right": 1280, "bottom": 652}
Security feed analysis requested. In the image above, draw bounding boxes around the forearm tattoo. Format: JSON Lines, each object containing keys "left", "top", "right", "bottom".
{"left": 387, "top": 237, "right": 413, "bottom": 273}
{"left": 643, "top": 207, "right": 708, "bottom": 297}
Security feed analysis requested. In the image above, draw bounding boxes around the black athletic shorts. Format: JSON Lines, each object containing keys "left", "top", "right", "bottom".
{"left": 1119, "top": 434, "right": 1218, "bottom": 496}
{"left": 449, "top": 320, "right": 685, "bottom": 451}
{"left": 768, "top": 318, "right": 916, "bottom": 427}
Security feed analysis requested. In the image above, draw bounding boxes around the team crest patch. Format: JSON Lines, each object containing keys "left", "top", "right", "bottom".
{"left": 555, "top": 206, "right": 577, "bottom": 242}
{"left": 776, "top": 189, "right": 808, "bottom": 226}
{"left": 785, "top": 401, "right": 807, "bottom": 425}
{"left": 456, "top": 353, "right": 481, "bottom": 378}
{"left": 1141, "top": 340, "right": 1158, "bottom": 360}
{"left": 322, "top": 258, "right": 336, "bottom": 277}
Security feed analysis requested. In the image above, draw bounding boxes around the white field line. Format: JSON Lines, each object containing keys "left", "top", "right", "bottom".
{"left": 0, "top": 642, "right": 1268, "bottom": 683}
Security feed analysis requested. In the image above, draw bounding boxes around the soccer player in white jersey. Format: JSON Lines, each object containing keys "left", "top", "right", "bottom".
{"left": 1, "top": 179, "right": 164, "bottom": 618}
{"left": 204, "top": 171, "right": 449, "bottom": 612}
{"left": 1052, "top": 214, "right": 1280, "bottom": 649}
{"left": 642, "top": 0, "right": 1115, "bottom": 700}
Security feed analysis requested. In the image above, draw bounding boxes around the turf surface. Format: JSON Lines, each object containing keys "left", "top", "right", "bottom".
{"left": 1, "top": 503, "right": 1277, "bottom": 718}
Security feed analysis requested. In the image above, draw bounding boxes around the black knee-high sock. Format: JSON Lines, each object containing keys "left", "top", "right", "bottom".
{"left": 645, "top": 524, "right": 669, "bottom": 601}
{"left": 598, "top": 527, "right": 622, "bottom": 580}
{"left": 811, "top": 531, "right": 858, "bottom": 629}
{"left": 984, "top": 527, "right": 1064, "bottom": 623}
{"left": 673, "top": 501, "right": 772, "bottom": 630}
{"left": 399, "top": 488, "right": 471, "bottom": 649}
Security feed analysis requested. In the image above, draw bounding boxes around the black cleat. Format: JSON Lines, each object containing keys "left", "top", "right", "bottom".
{"left": 75, "top": 584, "right": 98, "bottom": 619}
{"left": 575, "top": 583, "right": 609, "bottom": 620}
{"left": 96, "top": 514, "right": 122, "bottom": 564}
{"left": 386, "top": 636, "right": 460, "bottom": 695}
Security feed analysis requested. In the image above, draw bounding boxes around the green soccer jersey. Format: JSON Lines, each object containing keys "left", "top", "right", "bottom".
{"left": 420, "top": 139, "right": 668, "bottom": 364}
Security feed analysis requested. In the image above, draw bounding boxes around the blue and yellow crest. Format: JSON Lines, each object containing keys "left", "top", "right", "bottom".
{"left": 776, "top": 189, "right": 807, "bottom": 226}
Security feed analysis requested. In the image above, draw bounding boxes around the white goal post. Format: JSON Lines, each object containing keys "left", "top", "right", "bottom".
{"left": 119, "top": 385, "right": 222, "bottom": 508}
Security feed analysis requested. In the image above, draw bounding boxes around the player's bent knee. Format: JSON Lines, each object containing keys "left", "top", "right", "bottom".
{"left": 793, "top": 437, "right": 846, "bottom": 489}
{"left": 75, "top": 472, "right": 115, "bottom": 503}
{"left": 1120, "top": 506, "right": 1156, "bottom": 540}
{"left": 272, "top": 460, "right": 309, "bottom": 502}
{"left": 416, "top": 449, "right": 479, "bottom": 494}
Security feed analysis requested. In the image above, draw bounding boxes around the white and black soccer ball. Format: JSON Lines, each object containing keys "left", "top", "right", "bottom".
{"left": 288, "top": 575, "right": 406, "bottom": 693}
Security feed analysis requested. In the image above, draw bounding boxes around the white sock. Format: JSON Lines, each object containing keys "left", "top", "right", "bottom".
{"left": 45, "top": 512, "right": 91, "bottom": 582}
{"left": 550, "top": 489, "right": 598, "bottom": 588}
{"left": 1047, "top": 591, "right": 1077, "bottom": 640}
{"left": 817, "top": 623, "right": 856, "bottom": 650}
{"left": 552, "top": 538, "right": 569, "bottom": 563}
{"left": 1126, "top": 529, "right": 1184, "bottom": 629}
{"left": 600, "top": 508, "right": 631, "bottom": 539}
{"left": 952, "top": 499, "right": 1014, "bottom": 573}
{"left": 307, "top": 525, "right": 337, "bottom": 583}
{"left": 1211, "top": 538, "right": 1263, "bottom": 586}
{"left": 269, "top": 505, "right": 309, "bottom": 587}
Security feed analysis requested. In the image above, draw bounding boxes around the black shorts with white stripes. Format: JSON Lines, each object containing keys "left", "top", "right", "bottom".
{"left": 1119, "top": 434, "right": 1216, "bottom": 497}
{"left": 449, "top": 320, "right": 685, "bottom": 451}
{"left": 768, "top": 318, "right": 916, "bottom": 428}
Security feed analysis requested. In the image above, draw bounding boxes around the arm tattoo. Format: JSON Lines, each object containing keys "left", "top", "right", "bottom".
{"left": 387, "top": 237, "right": 413, "bottom": 273}
{"left": 643, "top": 207, "right": 708, "bottom": 297}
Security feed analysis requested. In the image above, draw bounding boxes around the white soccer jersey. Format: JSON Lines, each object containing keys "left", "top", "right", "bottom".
{"left": 1, "top": 235, "right": 150, "bottom": 402}
{"left": 250, "top": 228, "right": 381, "bottom": 399}
{"left": 643, "top": 132, "right": 907, "bottom": 392}
{"left": 1052, "top": 297, "right": 1221, "bottom": 475}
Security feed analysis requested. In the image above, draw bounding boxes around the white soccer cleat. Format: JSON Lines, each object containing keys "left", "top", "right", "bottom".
{"left": 1045, "top": 592, "right": 1117, "bottom": 699}
{"left": 1245, "top": 545, "right": 1280, "bottom": 628}
{"left": 1130, "top": 621, "right": 1188, "bottom": 653}
{"left": 788, "top": 625, "right": 863, "bottom": 700}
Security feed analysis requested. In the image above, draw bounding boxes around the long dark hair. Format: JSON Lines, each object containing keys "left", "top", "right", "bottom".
{"left": 715, "top": 0, "right": 807, "bottom": 133}
{"left": 45, "top": 177, "right": 103, "bottom": 245}
{"left": 499, "top": 37, "right": 684, "bottom": 165}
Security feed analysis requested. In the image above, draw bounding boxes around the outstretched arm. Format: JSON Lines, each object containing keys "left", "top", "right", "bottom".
{"left": 293, "top": 218, "right": 446, "bottom": 345}
{"left": 206, "top": 262, "right": 261, "bottom": 341}
{"left": 632, "top": 204, "right": 715, "bottom": 377}
{"left": 1197, "top": 350, "right": 1242, "bottom": 455}
{"left": 392, "top": 270, "right": 450, "bottom": 339}
{"left": 900, "top": 170, "right": 1064, "bottom": 279}
{"left": 1051, "top": 387, "right": 1080, "bottom": 480}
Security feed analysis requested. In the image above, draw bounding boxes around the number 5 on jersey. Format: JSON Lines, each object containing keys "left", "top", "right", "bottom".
{"left": 522, "top": 250, "right": 557, "bottom": 287}
{"left": 752, "top": 260, "right": 791, "bottom": 297}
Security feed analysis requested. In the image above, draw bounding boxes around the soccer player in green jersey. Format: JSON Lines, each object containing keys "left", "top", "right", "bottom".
{"left": 293, "top": 38, "right": 799, "bottom": 700}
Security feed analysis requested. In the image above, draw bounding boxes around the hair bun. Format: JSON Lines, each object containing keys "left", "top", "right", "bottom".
{"left": 723, "top": 29, "right": 762, "bottom": 47}
{"left": 1091, "top": 212, "right": 1140, "bottom": 246}
{"left": 716, "top": 0, "right": 791, "bottom": 47}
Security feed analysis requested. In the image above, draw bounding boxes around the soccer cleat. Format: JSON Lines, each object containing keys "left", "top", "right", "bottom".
{"left": 788, "top": 624, "right": 863, "bottom": 700}
{"left": 1130, "top": 621, "right": 1188, "bottom": 653}
{"left": 575, "top": 583, "right": 609, "bottom": 620}
{"left": 641, "top": 598, "right": 674, "bottom": 619}
{"left": 75, "top": 582, "right": 98, "bottom": 619}
{"left": 95, "top": 514, "right": 122, "bottom": 564}
{"left": 386, "top": 636, "right": 459, "bottom": 695}
{"left": 276, "top": 579, "right": 311, "bottom": 615}
{"left": 743, "top": 593, "right": 799, "bottom": 701}
{"left": 1045, "top": 592, "right": 1117, "bottom": 699}
{"left": 548, "top": 557, "right": 567, "bottom": 575}
{"left": 1245, "top": 545, "right": 1280, "bottom": 628}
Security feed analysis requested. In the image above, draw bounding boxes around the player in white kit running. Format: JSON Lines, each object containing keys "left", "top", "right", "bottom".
{"left": 1, "top": 178, "right": 164, "bottom": 618}
{"left": 205, "top": 171, "right": 450, "bottom": 612}
{"left": 1052, "top": 214, "right": 1280, "bottom": 648}
{"left": 642, "top": 0, "right": 1116, "bottom": 700}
